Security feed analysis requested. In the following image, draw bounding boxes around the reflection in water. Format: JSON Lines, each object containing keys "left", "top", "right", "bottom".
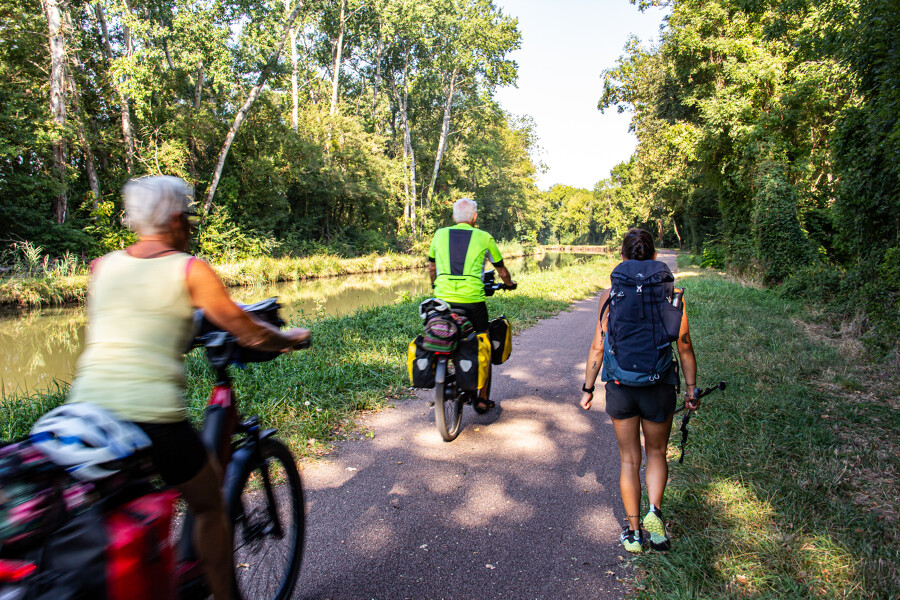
{"left": 0, "top": 308, "right": 86, "bottom": 396}
{"left": 0, "top": 253, "right": 587, "bottom": 394}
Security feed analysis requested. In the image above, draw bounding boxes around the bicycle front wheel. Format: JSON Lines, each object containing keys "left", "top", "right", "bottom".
{"left": 229, "top": 437, "right": 305, "bottom": 600}
{"left": 434, "top": 358, "right": 464, "bottom": 442}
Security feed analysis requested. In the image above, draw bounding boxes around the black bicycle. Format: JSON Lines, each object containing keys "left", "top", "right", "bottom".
{"left": 179, "top": 298, "right": 308, "bottom": 600}
{"left": 432, "top": 272, "right": 515, "bottom": 442}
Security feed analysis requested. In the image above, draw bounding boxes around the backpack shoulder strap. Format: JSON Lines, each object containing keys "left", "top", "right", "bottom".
{"left": 599, "top": 292, "right": 613, "bottom": 323}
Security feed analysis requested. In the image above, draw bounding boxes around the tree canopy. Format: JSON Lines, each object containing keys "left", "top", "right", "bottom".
{"left": 0, "top": 0, "right": 550, "bottom": 258}
{"left": 598, "top": 0, "right": 899, "bottom": 346}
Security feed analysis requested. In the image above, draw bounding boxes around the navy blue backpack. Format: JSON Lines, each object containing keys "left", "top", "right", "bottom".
{"left": 600, "top": 260, "right": 684, "bottom": 387}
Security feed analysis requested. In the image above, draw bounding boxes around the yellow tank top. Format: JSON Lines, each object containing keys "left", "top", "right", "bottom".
{"left": 67, "top": 251, "right": 194, "bottom": 423}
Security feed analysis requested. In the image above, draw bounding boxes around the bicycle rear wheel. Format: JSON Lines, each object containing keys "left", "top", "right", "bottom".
{"left": 434, "top": 358, "right": 464, "bottom": 442}
{"left": 229, "top": 437, "right": 305, "bottom": 600}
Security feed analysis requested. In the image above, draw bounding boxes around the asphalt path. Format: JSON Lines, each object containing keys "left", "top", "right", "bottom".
{"left": 294, "top": 251, "right": 678, "bottom": 600}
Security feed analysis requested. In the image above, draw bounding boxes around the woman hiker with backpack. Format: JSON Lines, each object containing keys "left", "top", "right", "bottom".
{"left": 579, "top": 228, "right": 699, "bottom": 554}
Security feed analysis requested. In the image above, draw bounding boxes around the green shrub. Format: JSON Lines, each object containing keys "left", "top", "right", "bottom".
{"left": 699, "top": 244, "right": 726, "bottom": 269}
{"left": 779, "top": 262, "right": 845, "bottom": 302}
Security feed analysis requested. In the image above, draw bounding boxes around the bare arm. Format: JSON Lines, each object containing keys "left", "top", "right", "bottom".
{"left": 496, "top": 264, "right": 515, "bottom": 287}
{"left": 186, "top": 259, "right": 309, "bottom": 351}
{"left": 580, "top": 289, "right": 610, "bottom": 410}
{"left": 428, "top": 260, "right": 437, "bottom": 284}
{"left": 676, "top": 298, "right": 699, "bottom": 409}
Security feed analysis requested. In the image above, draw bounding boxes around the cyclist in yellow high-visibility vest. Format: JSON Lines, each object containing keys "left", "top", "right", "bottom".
{"left": 428, "top": 198, "right": 515, "bottom": 411}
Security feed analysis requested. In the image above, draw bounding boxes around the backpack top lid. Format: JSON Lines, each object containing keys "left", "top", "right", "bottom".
{"left": 610, "top": 259, "right": 674, "bottom": 286}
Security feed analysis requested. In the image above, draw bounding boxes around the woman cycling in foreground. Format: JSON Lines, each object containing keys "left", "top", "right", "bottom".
{"left": 579, "top": 228, "right": 699, "bottom": 554}
{"left": 66, "top": 176, "right": 309, "bottom": 600}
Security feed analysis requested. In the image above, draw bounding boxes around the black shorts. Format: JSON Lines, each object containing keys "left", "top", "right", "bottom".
{"left": 134, "top": 420, "right": 208, "bottom": 486}
{"left": 448, "top": 301, "right": 490, "bottom": 332}
{"left": 604, "top": 381, "right": 677, "bottom": 423}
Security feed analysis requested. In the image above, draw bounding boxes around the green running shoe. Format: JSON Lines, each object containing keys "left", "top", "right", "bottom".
{"left": 620, "top": 526, "right": 643, "bottom": 554}
{"left": 643, "top": 506, "right": 670, "bottom": 551}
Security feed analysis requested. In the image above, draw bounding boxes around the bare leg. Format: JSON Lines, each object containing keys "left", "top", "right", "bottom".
{"left": 641, "top": 415, "right": 675, "bottom": 509}
{"left": 479, "top": 361, "right": 492, "bottom": 401}
{"left": 612, "top": 416, "right": 642, "bottom": 531}
{"left": 177, "top": 458, "right": 232, "bottom": 600}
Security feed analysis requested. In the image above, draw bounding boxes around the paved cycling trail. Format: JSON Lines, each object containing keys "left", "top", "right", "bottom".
{"left": 294, "top": 250, "right": 678, "bottom": 600}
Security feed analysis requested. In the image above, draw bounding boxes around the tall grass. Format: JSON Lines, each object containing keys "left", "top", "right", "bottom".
{"left": 1, "top": 254, "right": 616, "bottom": 455}
{"left": 631, "top": 270, "right": 898, "bottom": 599}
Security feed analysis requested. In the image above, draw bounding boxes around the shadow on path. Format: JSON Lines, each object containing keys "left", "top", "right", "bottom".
{"left": 292, "top": 259, "right": 676, "bottom": 599}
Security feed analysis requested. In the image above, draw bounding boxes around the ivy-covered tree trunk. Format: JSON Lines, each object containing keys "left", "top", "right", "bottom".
{"left": 752, "top": 157, "right": 811, "bottom": 285}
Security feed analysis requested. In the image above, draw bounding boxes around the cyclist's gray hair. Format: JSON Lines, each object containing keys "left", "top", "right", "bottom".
{"left": 122, "top": 176, "right": 194, "bottom": 235}
{"left": 453, "top": 198, "right": 477, "bottom": 223}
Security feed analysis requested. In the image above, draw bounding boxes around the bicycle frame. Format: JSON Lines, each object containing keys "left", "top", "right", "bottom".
{"left": 175, "top": 365, "right": 281, "bottom": 598}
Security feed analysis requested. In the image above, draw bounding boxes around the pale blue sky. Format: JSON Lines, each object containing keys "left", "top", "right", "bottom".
{"left": 493, "top": 0, "right": 668, "bottom": 191}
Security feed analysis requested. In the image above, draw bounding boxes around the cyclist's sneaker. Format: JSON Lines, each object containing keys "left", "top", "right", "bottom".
{"left": 620, "top": 526, "right": 643, "bottom": 554}
{"left": 643, "top": 505, "right": 670, "bottom": 551}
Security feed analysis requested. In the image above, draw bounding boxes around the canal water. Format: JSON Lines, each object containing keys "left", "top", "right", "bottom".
{"left": 0, "top": 252, "right": 590, "bottom": 395}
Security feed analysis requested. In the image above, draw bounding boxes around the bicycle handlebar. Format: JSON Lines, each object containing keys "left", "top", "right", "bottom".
{"left": 482, "top": 270, "right": 517, "bottom": 296}
{"left": 192, "top": 297, "right": 310, "bottom": 367}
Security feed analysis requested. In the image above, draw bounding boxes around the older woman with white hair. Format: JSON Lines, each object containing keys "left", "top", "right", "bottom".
{"left": 67, "top": 175, "right": 309, "bottom": 600}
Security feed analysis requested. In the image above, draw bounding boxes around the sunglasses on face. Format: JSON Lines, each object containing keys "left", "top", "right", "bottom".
{"left": 182, "top": 211, "right": 201, "bottom": 227}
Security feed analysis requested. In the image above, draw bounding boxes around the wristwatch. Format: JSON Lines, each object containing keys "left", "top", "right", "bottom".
{"left": 582, "top": 383, "right": 595, "bottom": 393}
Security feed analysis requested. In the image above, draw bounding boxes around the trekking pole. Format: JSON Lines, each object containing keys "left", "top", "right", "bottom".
{"left": 673, "top": 381, "right": 726, "bottom": 464}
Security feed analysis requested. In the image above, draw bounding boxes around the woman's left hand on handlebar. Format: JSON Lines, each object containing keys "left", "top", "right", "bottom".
{"left": 283, "top": 327, "right": 311, "bottom": 352}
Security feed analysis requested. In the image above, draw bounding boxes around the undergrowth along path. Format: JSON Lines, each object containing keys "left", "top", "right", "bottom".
{"left": 632, "top": 263, "right": 898, "bottom": 600}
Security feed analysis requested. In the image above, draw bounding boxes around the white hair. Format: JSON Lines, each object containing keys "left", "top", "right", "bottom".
{"left": 122, "top": 176, "right": 194, "bottom": 235}
{"left": 452, "top": 198, "right": 477, "bottom": 223}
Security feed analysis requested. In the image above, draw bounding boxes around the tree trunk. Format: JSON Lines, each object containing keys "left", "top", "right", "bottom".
{"left": 43, "top": 0, "right": 68, "bottom": 223}
{"left": 65, "top": 17, "right": 101, "bottom": 207}
{"left": 371, "top": 29, "right": 382, "bottom": 123}
{"left": 284, "top": 0, "right": 298, "bottom": 132}
{"left": 657, "top": 218, "right": 664, "bottom": 248}
{"left": 204, "top": 0, "right": 306, "bottom": 213}
{"left": 290, "top": 27, "right": 298, "bottom": 131}
{"left": 194, "top": 61, "right": 205, "bottom": 109}
{"left": 426, "top": 66, "right": 458, "bottom": 206}
{"left": 398, "top": 72, "right": 417, "bottom": 235}
{"left": 329, "top": 0, "right": 345, "bottom": 117}
{"left": 672, "top": 218, "right": 683, "bottom": 249}
{"left": 94, "top": 2, "right": 134, "bottom": 173}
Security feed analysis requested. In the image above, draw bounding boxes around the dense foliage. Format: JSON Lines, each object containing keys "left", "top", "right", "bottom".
{"left": 0, "top": 0, "right": 549, "bottom": 258}
{"left": 600, "top": 0, "right": 899, "bottom": 350}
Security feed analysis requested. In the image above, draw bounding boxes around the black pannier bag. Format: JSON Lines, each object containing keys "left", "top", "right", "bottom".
{"left": 488, "top": 316, "right": 511, "bottom": 365}
{"left": 453, "top": 332, "right": 490, "bottom": 391}
{"left": 407, "top": 335, "right": 436, "bottom": 388}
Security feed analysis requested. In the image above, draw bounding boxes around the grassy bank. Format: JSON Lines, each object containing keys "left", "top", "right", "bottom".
{"left": 0, "top": 241, "right": 529, "bottom": 308}
{"left": 632, "top": 267, "right": 899, "bottom": 599}
{"left": 1, "top": 253, "right": 616, "bottom": 453}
